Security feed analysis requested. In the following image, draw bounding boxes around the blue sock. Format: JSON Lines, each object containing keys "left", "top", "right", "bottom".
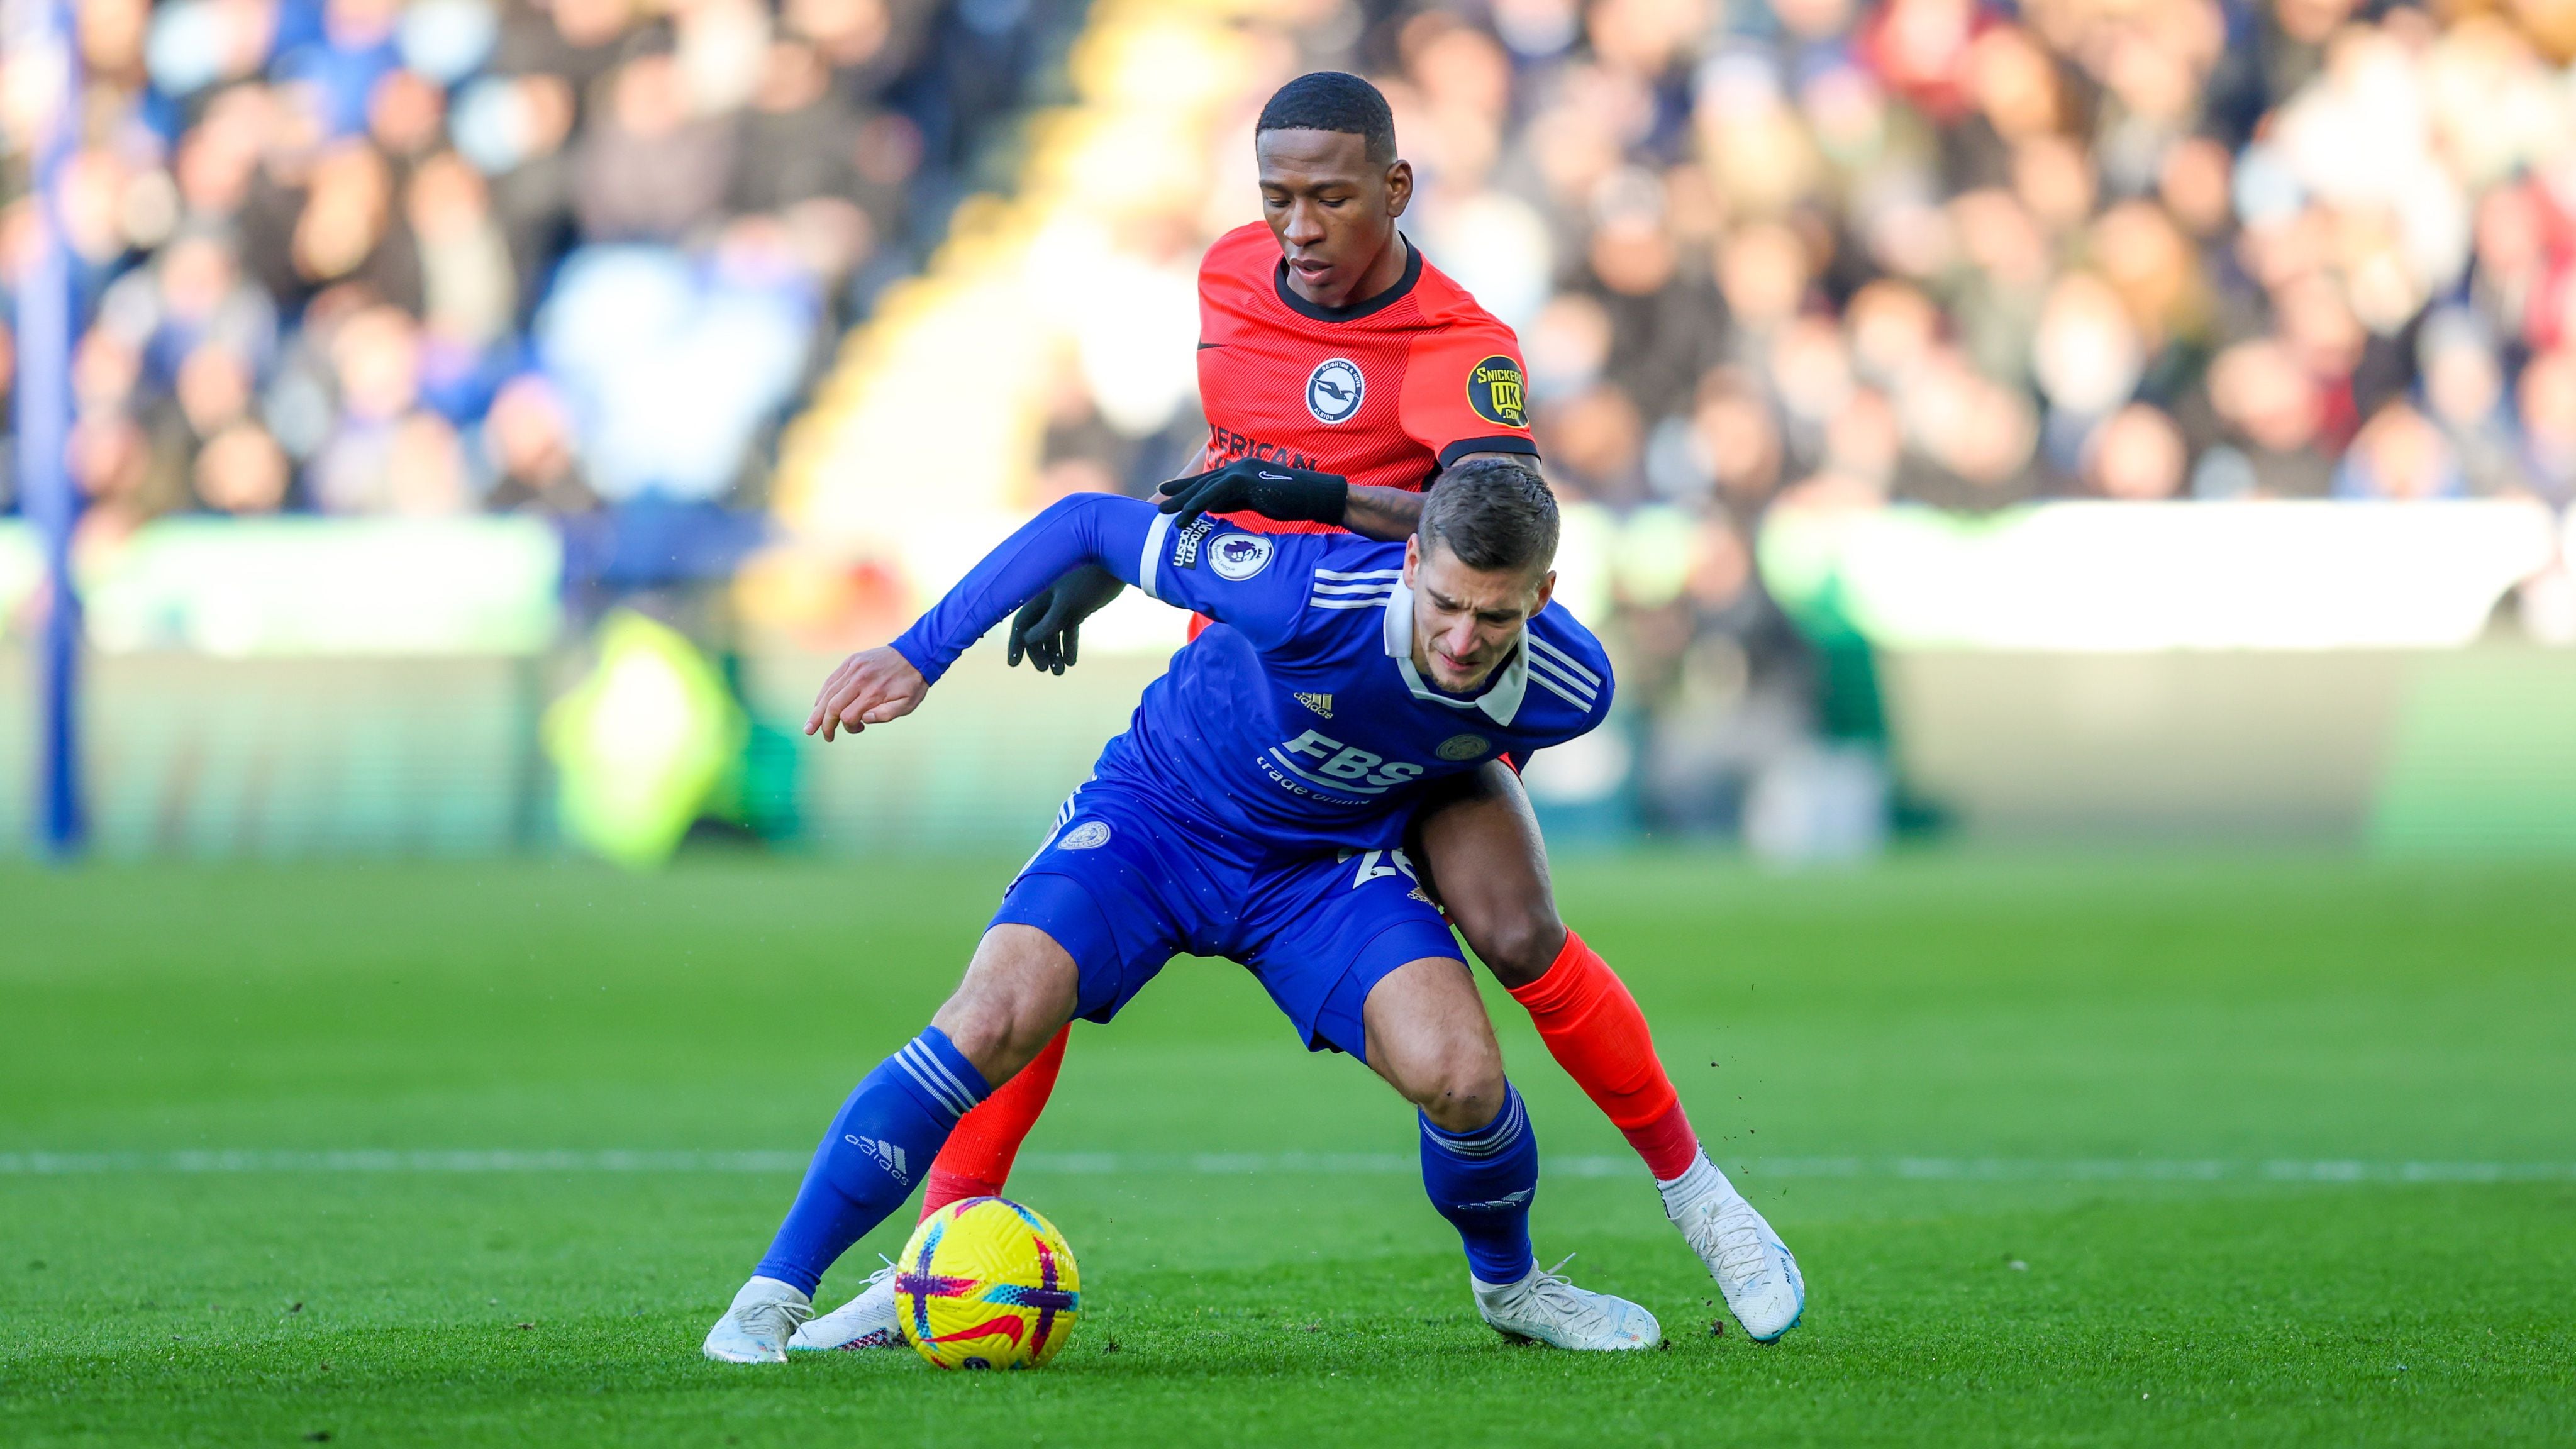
{"left": 1418, "top": 1083, "right": 1538, "bottom": 1285}
{"left": 753, "top": 1028, "right": 991, "bottom": 1294}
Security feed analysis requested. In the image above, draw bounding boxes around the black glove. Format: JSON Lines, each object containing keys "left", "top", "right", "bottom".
{"left": 1155, "top": 458, "right": 1349, "bottom": 530}
{"left": 1006, "top": 564, "right": 1125, "bottom": 675}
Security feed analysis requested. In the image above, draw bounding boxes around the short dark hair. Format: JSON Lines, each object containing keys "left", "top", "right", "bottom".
{"left": 1256, "top": 72, "right": 1397, "bottom": 165}
{"left": 1418, "top": 458, "right": 1558, "bottom": 575}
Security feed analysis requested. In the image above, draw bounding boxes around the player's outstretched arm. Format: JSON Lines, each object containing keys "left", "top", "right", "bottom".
{"left": 880, "top": 492, "right": 1303, "bottom": 704}
{"left": 1152, "top": 457, "right": 1436, "bottom": 544}
{"left": 887, "top": 493, "right": 1316, "bottom": 696}
{"left": 1155, "top": 458, "right": 1350, "bottom": 528}
{"left": 1341, "top": 485, "right": 1426, "bottom": 541}
{"left": 1005, "top": 564, "right": 1126, "bottom": 675}
{"left": 1339, "top": 452, "right": 1542, "bottom": 541}
{"left": 1160, "top": 452, "right": 1535, "bottom": 545}
{"left": 806, "top": 645, "right": 928, "bottom": 741}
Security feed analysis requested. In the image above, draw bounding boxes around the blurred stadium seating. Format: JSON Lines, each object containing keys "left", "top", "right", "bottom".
{"left": 7, "top": 0, "right": 2576, "bottom": 856}
{"left": 1, "top": 0, "right": 1086, "bottom": 536}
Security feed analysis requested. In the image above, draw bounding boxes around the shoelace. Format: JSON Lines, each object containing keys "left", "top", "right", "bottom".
{"left": 812, "top": 1257, "right": 897, "bottom": 1325}
{"left": 745, "top": 1296, "right": 812, "bottom": 1335}
{"left": 1513, "top": 1253, "right": 1615, "bottom": 1337}
{"left": 1696, "top": 1201, "right": 1774, "bottom": 1283}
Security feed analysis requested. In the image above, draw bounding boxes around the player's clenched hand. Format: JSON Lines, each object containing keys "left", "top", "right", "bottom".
{"left": 1156, "top": 458, "right": 1349, "bottom": 529}
{"left": 1007, "top": 565, "right": 1126, "bottom": 675}
{"left": 806, "top": 646, "right": 929, "bottom": 741}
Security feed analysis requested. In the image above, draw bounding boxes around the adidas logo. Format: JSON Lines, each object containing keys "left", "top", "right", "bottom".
{"left": 1295, "top": 692, "right": 1334, "bottom": 718}
{"left": 846, "top": 1134, "right": 909, "bottom": 1184}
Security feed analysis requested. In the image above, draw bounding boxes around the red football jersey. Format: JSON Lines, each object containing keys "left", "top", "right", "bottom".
{"left": 1193, "top": 221, "right": 1538, "bottom": 535}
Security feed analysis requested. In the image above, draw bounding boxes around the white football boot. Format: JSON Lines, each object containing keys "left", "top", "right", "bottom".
{"left": 701, "top": 1275, "right": 813, "bottom": 1363}
{"left": 1662, "top": 1154, "right": 1805, "bottom": 1341}
{"left": 789, "top": 1261, "right": 906, "bottom": 1351}
{"left": 1473, "top": 1255, "right": 1662, "bottom": 1350}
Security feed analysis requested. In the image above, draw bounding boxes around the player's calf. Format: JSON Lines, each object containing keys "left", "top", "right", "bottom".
{"left": 1360, "top": 957, "right": 1652, "bottom": 1348}
{"left": 706, "top": 1026, "right": 986, "bottom": 1362}
{"left": 706, "top": 929, "right": 1083, "bottom": 1363}
{"left": 1418, "top": 1083, "right": 1660, "bottom": 1352}
{"left": 1364, "top": 960, "right": 1533, "bottom": 1266}
{"left": 1418, "top": 1083, "right": 1538, "bottom": 1285}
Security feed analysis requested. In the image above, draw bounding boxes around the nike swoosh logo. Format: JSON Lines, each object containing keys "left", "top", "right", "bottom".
{"left": 1197, "top": 342, "right": 1223, "bottom": 350}
{"left": 1258, "top": 472, "right": 1291, "bottom": 480}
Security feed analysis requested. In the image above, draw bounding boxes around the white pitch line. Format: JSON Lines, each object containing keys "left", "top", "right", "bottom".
{"left": 0, "top": 1150, "right": 2570, "bottom": 1184}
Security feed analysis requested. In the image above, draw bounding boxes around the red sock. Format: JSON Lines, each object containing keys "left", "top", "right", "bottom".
{"left": 1505, "top": 930, "right": 1702, "bottom": 1180}
{"left": 918, "top": 1023, "right": 1069, "bottom": 1219}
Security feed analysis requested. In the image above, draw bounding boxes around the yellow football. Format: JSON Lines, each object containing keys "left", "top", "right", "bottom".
{"left": 894, "top": 1196, "right": 1082, "bottom": 1369}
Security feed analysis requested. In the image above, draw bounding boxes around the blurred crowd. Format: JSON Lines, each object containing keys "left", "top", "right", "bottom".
{"left": 0, "top": 0, "right": 1075, "bottom": 541}
{"left": 16, "top": 0, "right": 2576, "bottom": 840}
{"left": 973, "top": 0, "right": 2576, "bottom": 832}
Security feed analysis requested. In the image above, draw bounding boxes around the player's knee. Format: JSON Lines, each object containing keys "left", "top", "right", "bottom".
{"left": 931, "top": 1004, "right": 1060, "bottom": 1089}
{"left": 931, "top": 938, "right": 1074, "bottom": 1084}
{"left": 1460, "top": 906, "right": 1566, "bottom": 991}
{"left": 1411, "top": 1046, "right": 1509, "bottom": 1133}
{"left": 926, "top": 990, "right": 1028, "bottom": 1082}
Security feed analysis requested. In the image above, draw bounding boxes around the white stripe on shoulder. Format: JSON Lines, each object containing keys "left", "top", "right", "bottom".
{"left": 1530, "top": 672, "right": 1597, "bottom": 711}
{"left": 1139, "top": 513, "right": 1173, "bottom": 602}
{"left": 1308, "top": 596, "right": 1394, "bottom": 610}
{"left": 1309, "top": 580, "right": 1397, "bottom": 596}
{"left": 1313, "top": 567, "right": 1402, "bottom": 581}
{"left": 1526, "top": 633, "right": 1602, "bottom": 686}
{"left": 1525, "top": 652, "right": 1599, "bottom": 703}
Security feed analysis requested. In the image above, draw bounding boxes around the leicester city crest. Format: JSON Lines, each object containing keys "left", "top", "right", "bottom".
{"left": 1436, "top": 733, "right": 1491, "bottom": 761}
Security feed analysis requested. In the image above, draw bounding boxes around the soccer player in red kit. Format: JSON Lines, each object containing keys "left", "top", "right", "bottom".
{"left": 790, "top": 71, "right": 1802, "bottom": 1351}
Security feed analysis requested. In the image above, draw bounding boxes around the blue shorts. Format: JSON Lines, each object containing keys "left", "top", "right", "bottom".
{"left": 989, "top": 780, "right": 1463, "bottom": 1061}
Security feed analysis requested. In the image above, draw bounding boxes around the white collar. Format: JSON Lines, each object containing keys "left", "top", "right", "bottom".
{"left": 1382, "top": 581, "right": 1528, "bottom": 726}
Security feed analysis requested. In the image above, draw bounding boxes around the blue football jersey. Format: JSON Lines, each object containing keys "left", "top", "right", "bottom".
{"left": 891, "top": 494, "right": 1616, "bottom": 853}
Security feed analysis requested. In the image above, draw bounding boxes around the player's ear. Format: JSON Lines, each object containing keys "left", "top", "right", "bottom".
{"left": 1402, "top": 535, "right": 1421, "bottom": 586}
{"left": 1384, "top": 158, "right": 1413, "bottom": 218}
{"left": 1530, "top": 569, "right": 1555, "bottom": 615}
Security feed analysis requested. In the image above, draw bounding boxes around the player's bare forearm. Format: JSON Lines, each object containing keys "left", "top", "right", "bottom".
{"left": 806, "top": 645, "right": 929, "bottom": 742}
{"left": 1343, "top": 454, "right": 1536, "bottom": 542}
{"left": 1341, "top": 486, "right": 1424, "bottom": 541}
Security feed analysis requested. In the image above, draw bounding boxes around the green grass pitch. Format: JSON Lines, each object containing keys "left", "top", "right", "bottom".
{"left": 4, "top": 852, "right": 2573, "bottom": 1446}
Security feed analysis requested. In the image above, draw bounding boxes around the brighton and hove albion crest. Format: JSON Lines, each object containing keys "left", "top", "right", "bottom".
{"left": 1467, "top": 356, "right": 1527, "bottom": 428}
{"left": 1208, "top": 533, "right": 1274, "bottom": 580}
{"left": 1306, "top": 358, "right": 1365, "bottom": 423}
{"left": 1436, "top": 733, "right": 1491, "bottom": 761}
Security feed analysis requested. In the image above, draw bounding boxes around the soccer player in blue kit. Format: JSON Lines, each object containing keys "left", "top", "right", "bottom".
{"left": 706, "top": 462, "right": 1681, "bottom": 1360}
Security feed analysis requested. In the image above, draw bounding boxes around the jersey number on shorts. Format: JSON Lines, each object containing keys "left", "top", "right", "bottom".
{"left": 1346, "top": 848, "right": 1420, "bottom": 889}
